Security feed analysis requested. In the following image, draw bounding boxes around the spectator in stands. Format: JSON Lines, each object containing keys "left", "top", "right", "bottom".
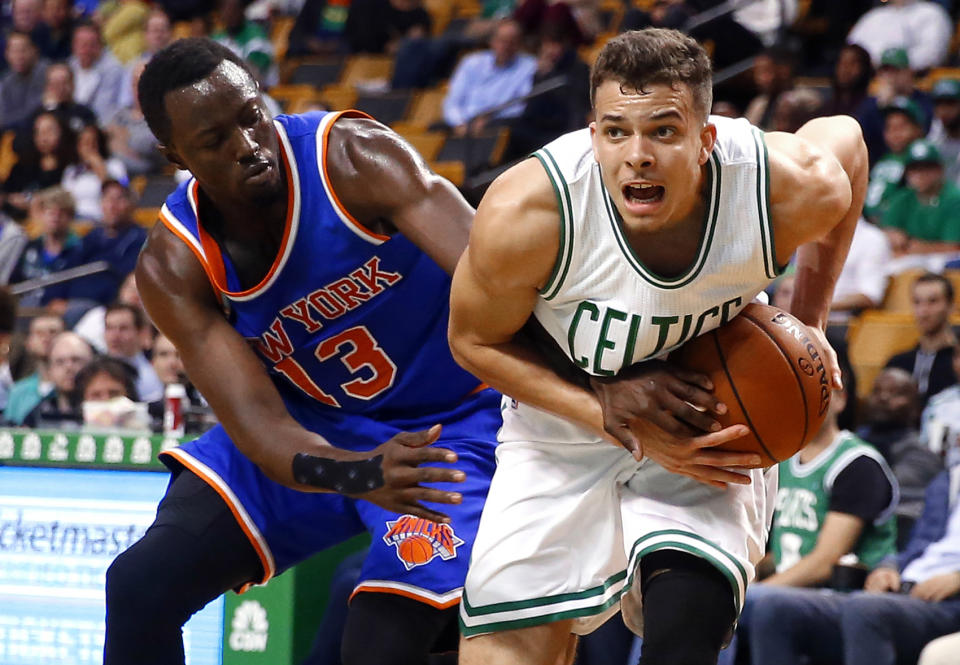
{"left": 99, "top": 0, "right": 150, "bottom": 65}
{"left": 710, "top": 100, "right": 740, "bottom": 119}
{"left": 212, "top": 0, "right": 278, "bottom": 88}
{"left": 26, "top": 63, "right": 97, "bottom": 138}
{"left": 287, "top": 0, "right": 351, "bottom": 56}
{"left": 886, "top": 273, "right": 959, "bottom": 407}
{"left": 748, "top": 461, "right": 960, "bottom": 665}
{"left": 442, "top": 19, "right": 536, "bottom": 137}
{"left": 0, "top": 286, "right": 19, "bottom": 410}
{"left": 37, "top": 0, "right": 75, "bottom": 62}
{"left": 721, "top": 373, "right": 899, "bottom": 665}
{"left": 107, "top": 62, "right": 160, "bottom": 176}
{"left": 882, "top": 139, "right": 960, "bottom": 257}
{"left": 117, "top": 9, "right": 172, "bottom": 112}
{"left": 62, "top": 124, "right": 128, "bottom": 221}
{"left": 770, "top": 87, "right": 823, "bottom": 134}
{"left": 2, "top": 110, "right": 76, "bottom": 220}
{"left": 10, "top": 186, "right": 80, "bottom": 307}
{"left": 921, "top": 345, "right": 960, "bottom": 461}
{"left": 858, "top": 367, "right": 943, "bottom": 539}
{"left": 823, "top": 43, "right": 873, "bottom": 119}
{"left": 345, "top": 0, "right": 431, "bottom": 55}
{"left": 847, "top": 0, "right": 951, "bottom": 73}
{"left": 150, "top": 332, "right": 183, "bottom": 387}
{"left": 101, "top": 302, "right": 161, "bottom": 402}
{"left": 829, "top": 218, "right": 893, "bottom": 323}
{"left": 0, "top": 211, "right": 26, "bottom": 287}
{"left": 22, "top": 330, "right": 92, "bottom": 427}
{"left": 0, "top": 32, "right": 47, "bottom": 130}
{"left": 621, "top": 0, "right": 692, "bottom": 33}
{"left": 512, "top": 0, "right": 601, "bottom": 47}
{"left": 69, "top": 22, "right": 126, "bottom": 123}
{"left": 858, "top": 48, "right": 932, "bottom": 166}
{"left": 6, "top": 0, "right": 48, "bottom": 64}
{"left": 73, "top": 271, "right": 143, "bottom": 354}
{"left": 4, "top": 312, "right": 63, "bottom": 423}
{"left": 76, "top": 355, "right": 138, "bottom": 404}
{"left": 501, "top": 27, "right": 589, "bottom": 161}
{"left": 863, "top": 96, "right": 925, "bottom": 222}
{"left": 744, "top": 45, "right": 797, "bottom": 131}
{"left": 928, "top": 78, "right": 960, "bottom": 187}
{"left": 45, "top": 179, "right": 145, "bottom": 316}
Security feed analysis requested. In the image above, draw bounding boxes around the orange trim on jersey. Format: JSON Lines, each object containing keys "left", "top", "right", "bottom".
{"left": 160, "top": 448, "right": 273, "bottom": 590}
{"left": 321, "top": 110, "right": 391, "bottom": 243}
{"left": 158, "top": 207, "right": 223, "bottom": 296}
{"left": 467, "top": 382, "right": 489, "bottom": 397}
{"left": 193, "top": 138, "right": 297, "bottom": 298}
{"left": 350, "top": 584, "right": 461, "bottom": 609}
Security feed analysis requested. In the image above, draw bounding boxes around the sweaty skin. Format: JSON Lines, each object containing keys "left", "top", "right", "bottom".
{"left": 137, "top": 62, "right": 477, "bottom": 522}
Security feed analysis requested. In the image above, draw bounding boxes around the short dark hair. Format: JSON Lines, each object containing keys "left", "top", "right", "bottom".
{"left": 914, "top": 272, "right": 955, "bottom": 304}
{"left": 139, "top": 37, "right": 253, "bottom": 145}
{"left": 75, "top": 357, "right": 139, "bottom": 402}
{"left": 590, "top": 28, "right": 713, "bottom": 118}
{"left": 106, "top": 302, "right": 146, "bottom": 330}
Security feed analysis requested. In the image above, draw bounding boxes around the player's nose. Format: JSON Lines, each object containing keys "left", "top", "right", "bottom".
{"left": 624, "top": 135, "right": 654, "bottom": 170}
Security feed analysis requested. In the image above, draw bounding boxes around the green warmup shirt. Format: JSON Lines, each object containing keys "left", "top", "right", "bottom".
{"left": 772, "top": 431, "right": 898, "bottom": 572}
{"left": 882, "top": 180, "right": 960, "bottom": 243}
{"left": 864, "top": 152, "right": 908, "bottom": 220}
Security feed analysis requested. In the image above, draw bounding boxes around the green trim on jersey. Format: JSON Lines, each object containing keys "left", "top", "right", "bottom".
{"left": 752, "top": 128, "right": 785, "bottom": 278}
{"left": 601, "top": 152, "right": 721, "bottom": 289}
{"left": 459, "top": 528, "right": 745, "bottom": 636}
{"left": 533, "top": 149, "right": 575, "bottom": 300}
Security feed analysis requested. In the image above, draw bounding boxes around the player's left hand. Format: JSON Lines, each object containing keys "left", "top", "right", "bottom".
{"left": 909, "top": 572, "right": 960, "bottom": 602}
{"left": 805, "top": 324, "right": 842, "bottom": 390}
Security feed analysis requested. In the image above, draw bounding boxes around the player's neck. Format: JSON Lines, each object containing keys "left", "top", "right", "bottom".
{"left": 199, "top": 171, "right": 289, "bottom": 242}
{"left": 619, "top": 186, "right": 708, "bottom": 278}
{"left": 799, "top": 421, "right": 839, "bottom": 463}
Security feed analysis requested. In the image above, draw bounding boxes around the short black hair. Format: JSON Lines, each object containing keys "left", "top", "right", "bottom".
{"left": 76, "top": 357, "right": 139, "bottom": 402}
{"left": 106, "top": 302, "right": 146, "bottom": 330}
{"left": 139, "top": 37, "right": 253, "bottom": 145}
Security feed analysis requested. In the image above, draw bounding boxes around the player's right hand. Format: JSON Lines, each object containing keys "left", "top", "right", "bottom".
{"left": 626, "top": 417, "right": 760, "bottom": 489}
{"left": 355, "top": 425, "right": 466, "bottom": 524}
{"left": 864, "top": 567, "right": 901, "bottom": 593}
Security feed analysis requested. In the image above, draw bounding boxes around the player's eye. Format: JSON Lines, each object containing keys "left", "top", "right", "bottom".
{"left": 655, "top": 126, "right": 677, "bottom": 138}
{"left": 606, "top": 127, "right": 626, "bottom": 138}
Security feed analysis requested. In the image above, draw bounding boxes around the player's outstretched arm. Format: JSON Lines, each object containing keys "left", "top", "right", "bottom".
{"left": 326, "top": 117, "right": 475, "bottom": 275}
{"left": 766, "top": 116, "right": 868, "bottom": 388}
{"left": 136, "top": 225, "right": 465, "bottom": 523}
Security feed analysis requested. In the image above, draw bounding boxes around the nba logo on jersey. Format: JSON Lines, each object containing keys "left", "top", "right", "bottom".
{"left": 383, "top": 515, "right": 464, "bottom": 570}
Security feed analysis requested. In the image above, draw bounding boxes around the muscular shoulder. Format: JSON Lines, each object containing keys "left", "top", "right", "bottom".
{"left": 136, "top": 222, "right": 221, "bottom": 321}
{"left": 765, "top": 117, "right": 861, "bottom": 255}
{"left": 468, "top": 157, "right": 560, "bottom": 291}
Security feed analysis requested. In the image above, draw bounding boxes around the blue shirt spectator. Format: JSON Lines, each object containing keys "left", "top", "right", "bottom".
{"left": 442, "top": 19, "right": 536, "bottom": 133}
{"left": 46, "top": 180, "right": 146, "bottom": 309}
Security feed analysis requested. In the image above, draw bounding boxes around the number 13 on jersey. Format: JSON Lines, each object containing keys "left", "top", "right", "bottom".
{"left": 273, "top": 325, "right": 397, "bottom": 407}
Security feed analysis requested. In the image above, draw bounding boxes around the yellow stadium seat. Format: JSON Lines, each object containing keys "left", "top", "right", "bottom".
{"left": 340, "top": 55, "right": 394, "bottom": 87}
{"left": 399, "top": 131, "right": 446, "bottom": 161}
{"left": 847, "top": 311, "right": 919, "bottom": 398}
{"left": 881, "top": 267, "right": 926, "bottom": 313}
{"left": 397, "top": 87, "right": 448, "bottom": 130}
{"left": 431, "top": 160, "right": 465, "bottom": 186}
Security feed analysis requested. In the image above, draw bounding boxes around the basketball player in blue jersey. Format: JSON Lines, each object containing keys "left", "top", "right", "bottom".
{"left": 449, "top": 29, "right": 868, "bottom": 665}
{"left": 102, "top": 39, "right": 500, "bottom": 665}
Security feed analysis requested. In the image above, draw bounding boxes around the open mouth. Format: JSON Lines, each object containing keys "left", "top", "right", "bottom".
{"left": 623, "top": 183, "right": 665, "bottom": 207}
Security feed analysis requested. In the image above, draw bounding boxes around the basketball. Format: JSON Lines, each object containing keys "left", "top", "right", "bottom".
{"left": 670, "top": 303, "right": 832, "bottom": 465}
{"left": 398, "top": 535, "right": 434, "bottom": 566}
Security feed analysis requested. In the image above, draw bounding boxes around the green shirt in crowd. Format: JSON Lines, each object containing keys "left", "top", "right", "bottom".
{"left": 864, "top": 151, "right": 909, "bottom": 220}
{"left": 883, "top": 180, "right": 960, "bottom": 243}
{"left": 773, "top": 431, "right": 898, "bottom": 573}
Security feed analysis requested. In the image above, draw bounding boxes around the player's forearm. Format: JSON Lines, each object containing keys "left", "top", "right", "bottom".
{"left": 450, "top": 335, "right": 606, "bottom": 436}
{"left": 791, "top": 130, "right": 868, "bottom": 328}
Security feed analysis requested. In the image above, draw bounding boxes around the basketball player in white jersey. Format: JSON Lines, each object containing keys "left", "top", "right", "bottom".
{"left": 448, "top": 29, "right": 868, "bottom": 665}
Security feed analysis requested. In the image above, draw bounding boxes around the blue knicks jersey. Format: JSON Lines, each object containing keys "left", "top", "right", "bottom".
{"left": 159, "top": 110, "right": 482, "bottom": 419}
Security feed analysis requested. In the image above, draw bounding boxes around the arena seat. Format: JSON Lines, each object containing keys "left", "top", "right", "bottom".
{"left": 881, "top": 267, "right": 926, "bottom": 313}
{"left": 394, "top": 87, "right": 448, "bottom": 131}
{"left": 436, "top": 128, "right": 509, "bottom": 173}
{"left": 400, "top": 132, "right": 446, "bottom": 161}
{"left": 354, "top": 90, "right": 414, "bottom": 126}
{"left": 288, "top": 58, "right": 346, "bottom": 88}
{"left": 139, "top": 175, "right": 180, "bottom": 208}
{"left": 340, "top": 55, "right": 395, "bottom": 88}
{"left": 431, "top": 160, "right": 465, "bottom": 186}
{"left": 847, "top": 311, "right": 920, "bottom": 398}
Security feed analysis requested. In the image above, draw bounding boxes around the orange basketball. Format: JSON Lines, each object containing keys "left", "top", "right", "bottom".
{"left": 398, "top": 535, "right": 434, "bottom": 565}
{"left": 670, "top": 303, "right": 832, "bottom": 465}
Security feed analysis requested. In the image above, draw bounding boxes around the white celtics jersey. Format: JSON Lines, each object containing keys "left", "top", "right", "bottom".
{"left": 532, "top": 115, "right": 783, "bottom": 377}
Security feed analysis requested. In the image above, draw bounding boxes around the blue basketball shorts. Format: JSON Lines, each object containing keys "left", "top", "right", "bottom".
{"left": 160, "top": 388, "right": 500, "bottom": 609}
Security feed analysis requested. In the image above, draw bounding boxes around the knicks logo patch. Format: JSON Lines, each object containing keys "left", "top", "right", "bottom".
{"left": 383, "top": 515, "right": 464, "bottom": 570}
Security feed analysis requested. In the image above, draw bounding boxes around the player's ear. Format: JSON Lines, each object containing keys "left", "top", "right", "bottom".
{"left": 589, "top": 120, "right": 599, "bottom": 161}
{"left": 158, "top": 143, "right": 187, "bottom": 171}
{"left": 699, "top": 122, "right": 717, "bottom": 166}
